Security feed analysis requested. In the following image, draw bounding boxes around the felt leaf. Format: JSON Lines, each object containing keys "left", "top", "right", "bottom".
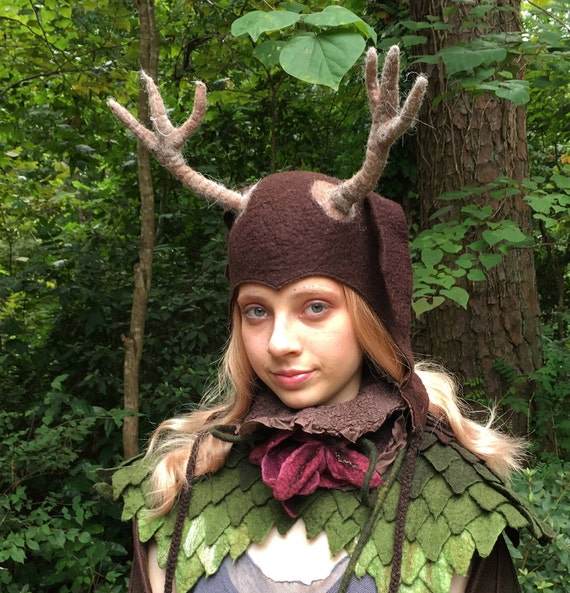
{"left": 249, "top": 477, "right": 273, "bottom": 505}
{"left": 243, "top": 503, "right": 276, "bottom": 543}
{"left": 182, "top": 514, "right": 206, "bottom": 558}
{"left": 121, "top": 487, "right": 146, "bottom": 521}
{"left": 417, "top": 553, "right": 454, "bottom": 593}
{"left": 303, "top": 492, "right": 338, "bottom": 539}
{"left": 468, "top": 482, "right": 508, "bottom": 511}
{"left": 422, "top": 474, "right": 454, "bottom": 518}
{"left": 326, "top": 515, "right": 360, "bottom": 553}
{"left": 442, "top": 530, "right": 476, "bottom": 576}
{"left": 382, "top": 479, "right": 401, "bottom": 522}
{"left": 466, "top": 513, "right": 507, "bottom": 558}
{"left": 443, "top": 493, "right": 481, "bottom": 535}
{"left": 443, "top": 460, "right": 482, "bottom": 494}
{"left": 239, "top": 456, "right": 263, "bottom": 490}
{"left": 160, "top": 509, "right": 177, "bottom": 538}
{"left": 332, "top": 488, "right": 361, "bottom": 520}
{"left": 280, "top": 32, "right": 365, "bottom": 90}
{"left": 93, "top": 481, "right": 113, "bottom": 501}
{"left": 370, "top": 562, "right": 392, "bottom": 593}
{"left": 496, "top": 502, "right": 529, "bottom": 530}
{"left": 175, "top": 553, "right": 204, "bottom": 593}
{"left": 225, "top": 485, "right": 256, "bottom": 525}
{"left": 450, "top": 440, "right": 486, "bottom": 466}
{"left": 404, "top": 496, "right": 430, "bottom": 541}
{"left": 409, "top": 456, "right": 435, "bottom": 498}
{"left": 137, "top": 511, "right": 164, "bottom": 543}
{"left": 111, "top": 460, "right": 150, "bottom": 499}
{"left": 198, "top": 534, "right": 230, "bottom": 575}
{"left": 416, "top": 514, "right": 452, "bottom": 562}
{"left": 372, "top": 517, "right": 395, "bottom": 565}
{"left": 202, "top": 503, "right": 231, "bottom": 546}
{"left": 211, "top": 467, "right": 241, "bottom": 504}
{"left": 322, "top": 508, "right": 345, "bottom": 549}
{"left": 399, "top": 540, "right": 428, "bottom": 585}
{"left": 357, "top": 539, "right": 379, "bottom": 572}
{"left": 227, "top": 523, "right": 252, "bottom": 560}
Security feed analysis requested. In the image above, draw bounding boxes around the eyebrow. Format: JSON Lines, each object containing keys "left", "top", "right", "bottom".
{"left": 237, "top": 285, "right": 340, "bottom": 302}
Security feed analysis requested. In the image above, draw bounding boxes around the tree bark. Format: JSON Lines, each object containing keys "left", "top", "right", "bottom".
{"left": 122, "top": 0, "right": 159, "bottom": 459}
{"left": 410, "top": 0, "right": 542, "bottom": 436}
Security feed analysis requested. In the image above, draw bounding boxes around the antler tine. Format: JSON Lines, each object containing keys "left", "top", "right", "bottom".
{"left": 329, "top": 46, "right": 428, "bottom": 217}
{"left": 108, "top": 95, "right": 159, "bottom": 153}
{"left": 108, "top": 73, "right": 246, "bottom": 213}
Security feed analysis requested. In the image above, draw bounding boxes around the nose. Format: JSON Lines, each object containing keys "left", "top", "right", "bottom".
{"left": 267, "top": 315, "right": 301, "bottom": 357}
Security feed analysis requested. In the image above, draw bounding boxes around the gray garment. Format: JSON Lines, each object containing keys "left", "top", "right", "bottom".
{"left": 193, "top": 553, "right": 377, "bottom": 593}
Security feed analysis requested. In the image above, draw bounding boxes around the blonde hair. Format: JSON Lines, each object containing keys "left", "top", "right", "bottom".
{"left": 147, "top": 283, "right": 524, "bottom": 514}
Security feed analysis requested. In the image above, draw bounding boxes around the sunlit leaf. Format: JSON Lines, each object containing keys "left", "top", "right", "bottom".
{"left": 231, "top": 11, "right": 301, "bottom": 42}
{"left": 280, "top": 32, "right": 365, "bottom": 90}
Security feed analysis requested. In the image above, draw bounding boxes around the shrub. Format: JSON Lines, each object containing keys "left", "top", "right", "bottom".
{"left": 510, "top": 460, "right": 570, "bottom": 592}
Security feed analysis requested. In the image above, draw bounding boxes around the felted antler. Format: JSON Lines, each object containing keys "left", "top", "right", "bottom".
{"left": 108, "top": 72, "right": 246, "bottom": 213}
{"left": 328, "top": 46, "right": 428, "bottom": 217}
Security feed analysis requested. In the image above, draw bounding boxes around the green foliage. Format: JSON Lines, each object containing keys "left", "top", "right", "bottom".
{"left": 410, "top": 178, "right": 532, "bottom": 315}
{"left": 0, "top": 376, "right": 129, "bottom": 592}
{"left": 232, "top": 4, "right": 376, "bottom": 89}
{"left": 529, "top": 325, "right": 570, "bottom": 458}
{"left": 511, "top": 460, "right": 570, "bottom": 592}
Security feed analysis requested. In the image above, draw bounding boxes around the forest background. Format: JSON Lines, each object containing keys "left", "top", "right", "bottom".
{"left": 1, "top": 0, "right": 569, "bottom": 591}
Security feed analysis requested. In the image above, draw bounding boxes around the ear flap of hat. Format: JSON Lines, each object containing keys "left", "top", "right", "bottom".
{"left": 368, "top": 195, "right": 429, "bottom": 433}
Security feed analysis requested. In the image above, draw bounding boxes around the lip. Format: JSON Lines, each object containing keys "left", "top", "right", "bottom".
{"left": 272, "top": 369, "right": 314, "bottom": 389}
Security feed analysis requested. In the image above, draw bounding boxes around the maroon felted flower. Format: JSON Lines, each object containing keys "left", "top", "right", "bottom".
{"left": 250, "top": 430, "right": 382, "bottom": 517}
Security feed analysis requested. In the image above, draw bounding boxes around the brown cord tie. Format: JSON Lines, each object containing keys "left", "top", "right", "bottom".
{"left": 163, "top": 431, "right": 208, "bottom": 593}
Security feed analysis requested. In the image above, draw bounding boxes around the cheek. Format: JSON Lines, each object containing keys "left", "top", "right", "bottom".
{"left": 240, "top": 328, "right": 267, "bottom": 364}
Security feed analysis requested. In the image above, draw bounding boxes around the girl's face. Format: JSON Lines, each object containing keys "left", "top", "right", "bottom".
{"left": 236, "top": 277, "right": 363, "bottom": 409}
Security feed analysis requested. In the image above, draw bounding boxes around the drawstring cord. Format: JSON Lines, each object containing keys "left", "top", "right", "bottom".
{"left": 336, "top": 443, "right": 407, "bottom": 593}
{"left": 163, "top": 430, "right": 207, "bottom": 593}
{"left": 163, "top": 424, "right": 258, "bottom": 593}
{"left": 388, "top": 432, "right": 422, "bottom": 593}
{"left": 337, "top": 430, "right": 422, "bottom": 593}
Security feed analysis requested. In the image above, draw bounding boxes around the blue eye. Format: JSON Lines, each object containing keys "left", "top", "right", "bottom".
{"left": 307, "top": 302, "right": 327, "bottom": 315}
{"left": 245, "top": 306, "right": 267, "bottom": 319}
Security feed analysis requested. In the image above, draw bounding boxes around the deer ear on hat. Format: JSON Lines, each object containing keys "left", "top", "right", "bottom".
{"left": 223, "top": 210, "right": 237, "bottom": 230}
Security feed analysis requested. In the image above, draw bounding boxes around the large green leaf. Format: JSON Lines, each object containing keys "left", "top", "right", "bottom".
{"left": 419, "top": 42, "right": 507, "bottom": 77}
{"left": 279, "top": 32, "right": 365, "bottom": 90}
{"left": 231, "top": 10, "right": 301, "bottom": 43}
{"left": 253, "top": 40, "right": 285, "bottom": 68}
{"left": 303, "top": 6, "right": 377, "bottom": 44}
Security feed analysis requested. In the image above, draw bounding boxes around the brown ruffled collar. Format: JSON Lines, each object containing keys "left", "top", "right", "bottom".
{"left": 237, "top": 376, "right": 407, "bottom": 443}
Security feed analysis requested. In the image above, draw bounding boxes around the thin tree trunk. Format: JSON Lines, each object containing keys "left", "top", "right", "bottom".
{"left": 122, "top": 0, "right": 159, "bottom": 459}
{"left": 410, "top": 0, "right": 542, "bottom": 437}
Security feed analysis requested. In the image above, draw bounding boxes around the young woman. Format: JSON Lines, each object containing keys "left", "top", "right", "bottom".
{"left": 107, "top": 47, "right": 551, "bottom": 593}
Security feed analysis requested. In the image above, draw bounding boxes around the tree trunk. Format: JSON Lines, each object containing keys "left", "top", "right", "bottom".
{"left": 410, "top": 0, "right": 542, "bottom": 436}
{"left": 122, "top": 0, "right": 159, "bottom": 459}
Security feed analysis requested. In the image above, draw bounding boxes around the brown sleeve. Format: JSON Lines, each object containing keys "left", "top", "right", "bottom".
{"left": 466, "top": 535, "right": 521, "bottom": 593}
{"left": 128, "top": 520, "right": 153, "bottom": 593}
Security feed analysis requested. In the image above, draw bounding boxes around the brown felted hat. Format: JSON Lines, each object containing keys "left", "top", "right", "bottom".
{"left": 227, "top": 170, "right": 411, "bottom": 352}
{"left": 108, "top": 45, "right": 429, "bottom": 432}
